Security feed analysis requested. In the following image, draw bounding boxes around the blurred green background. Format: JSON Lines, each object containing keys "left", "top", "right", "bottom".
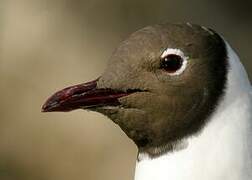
{"left": 0, "top": 0, "right": 251, "bottom": 180}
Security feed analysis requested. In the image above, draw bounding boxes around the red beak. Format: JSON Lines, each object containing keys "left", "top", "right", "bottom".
{"left": 42, "top": 79, "right": 132, "bottom": 112}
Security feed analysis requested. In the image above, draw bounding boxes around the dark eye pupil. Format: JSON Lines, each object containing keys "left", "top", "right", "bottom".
{"left": 160, "top": 54, "right": 183, "bottom": 73}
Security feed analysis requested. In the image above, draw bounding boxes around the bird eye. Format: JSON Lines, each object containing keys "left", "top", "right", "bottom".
{"left": 160, "top": 54, "right": 183, "bottom": 73}
{"left": 160, "top": 48, "right": 188, "bottom": 75}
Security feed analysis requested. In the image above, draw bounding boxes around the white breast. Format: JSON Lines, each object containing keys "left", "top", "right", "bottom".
{"left": 134, "top": 42, "right": 252, "bottom": 180}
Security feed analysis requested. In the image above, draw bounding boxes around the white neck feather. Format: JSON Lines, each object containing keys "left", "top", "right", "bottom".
{"left": 134, "top": 42, "right": 252, "bottom": 180}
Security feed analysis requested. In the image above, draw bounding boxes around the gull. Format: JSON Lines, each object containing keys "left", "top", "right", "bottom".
{"left": 42, "top": 23, "right": 252, "bottom": 180}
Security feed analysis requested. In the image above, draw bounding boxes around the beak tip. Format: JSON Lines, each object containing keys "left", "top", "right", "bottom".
{"left": 41, "top": 106, "right": 48, "bottom": 112}
{"left": 41, "top": 104, "right": 50, "bottom": 112}
{"left": 41, "top": 99, "right": 57, "bottom": 113}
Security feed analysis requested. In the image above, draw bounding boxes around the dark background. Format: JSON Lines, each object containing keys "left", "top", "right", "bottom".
{"left": 1, "top": 0, "right": 251, "bottom": 179}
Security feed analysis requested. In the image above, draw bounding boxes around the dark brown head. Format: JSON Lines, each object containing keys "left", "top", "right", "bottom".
{"left": 42, "top": 23, "right": 228, "bottom": 157}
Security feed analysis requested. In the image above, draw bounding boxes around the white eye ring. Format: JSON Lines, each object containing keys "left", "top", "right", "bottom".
{"left": 161, "top": 48, "right": 189, "bottom": 76}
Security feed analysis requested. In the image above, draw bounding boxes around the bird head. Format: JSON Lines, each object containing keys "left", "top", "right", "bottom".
{"left": 42, "top": 23, "right": 227, "bottom": 157}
